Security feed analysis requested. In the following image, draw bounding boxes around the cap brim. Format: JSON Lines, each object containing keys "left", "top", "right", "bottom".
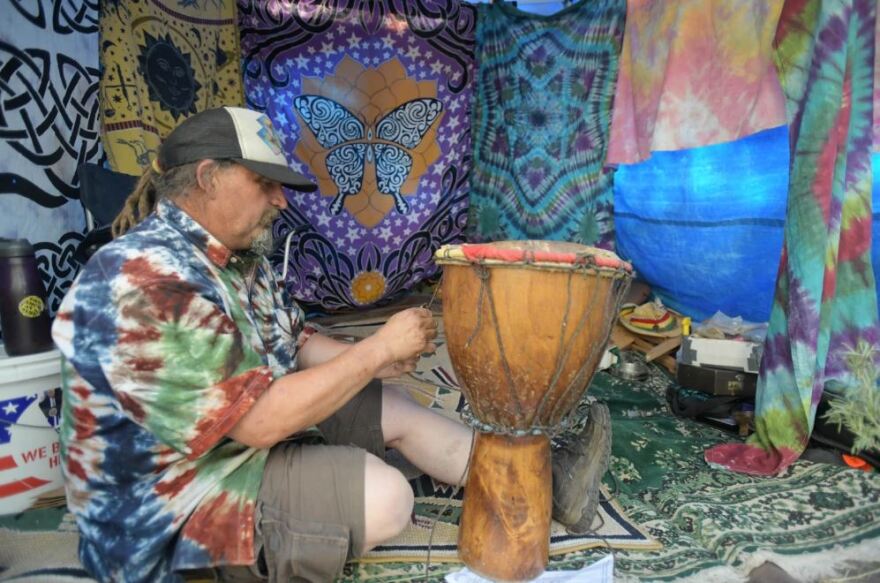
{"left": 237, "top": 159, "right": 317, "bottom": 192}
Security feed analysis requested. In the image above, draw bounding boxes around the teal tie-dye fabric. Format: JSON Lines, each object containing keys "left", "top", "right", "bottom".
{"left": 468, "top": 0, "right": 625, "bottom": 248}
{"left": 706, "top": 0, "right": 878, "bottom": 475}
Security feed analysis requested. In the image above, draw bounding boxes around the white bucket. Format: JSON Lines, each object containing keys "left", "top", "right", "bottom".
{"left": 0, "top": 343, "right": 64, "bottom": 515}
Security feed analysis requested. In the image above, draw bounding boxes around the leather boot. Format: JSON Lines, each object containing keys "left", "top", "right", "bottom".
{"left": 550, "top": 401, "right": 612, "bottom": 534}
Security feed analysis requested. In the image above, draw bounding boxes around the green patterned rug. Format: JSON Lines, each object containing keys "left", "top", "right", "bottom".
{"left": 334, "top": 362, "right": 880, "bottom": 582}
{"left": 3, "top": 315, "right": 879, "bottom": 582}
{"left": 322, "top": 316, "right": 880, "bottom": 582}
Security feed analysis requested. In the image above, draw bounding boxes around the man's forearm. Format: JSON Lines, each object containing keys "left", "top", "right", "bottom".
{"left": 296, "top": 333, "right": 351, "bottom": 369}
{"left": 228, "top": 334, "right": 393, "bottom": 448}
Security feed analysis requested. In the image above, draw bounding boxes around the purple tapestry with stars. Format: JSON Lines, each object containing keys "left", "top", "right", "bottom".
{"left": 238, "top": 0, "right": 475, "bottom": 310}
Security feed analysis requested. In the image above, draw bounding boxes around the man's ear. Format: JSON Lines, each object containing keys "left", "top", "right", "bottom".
{"left": 195, "top": 159, "right": 217, "bottom": 195}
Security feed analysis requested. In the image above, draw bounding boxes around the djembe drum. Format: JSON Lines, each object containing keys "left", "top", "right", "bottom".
{"left": 435, "top": 241, "right": 632, "bottom": 581}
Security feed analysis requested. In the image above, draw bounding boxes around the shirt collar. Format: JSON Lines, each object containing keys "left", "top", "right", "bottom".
{"left": 156, "top": 198, "right": 233, "bottom": 268}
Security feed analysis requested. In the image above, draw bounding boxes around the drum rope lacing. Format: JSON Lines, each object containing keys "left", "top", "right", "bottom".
{"left": 458, "top": 256, "right": 632, "bottom": 439}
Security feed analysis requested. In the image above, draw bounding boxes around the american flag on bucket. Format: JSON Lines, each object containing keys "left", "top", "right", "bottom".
{"left": 0, "top": 393, "right": 52, "bottom": 500}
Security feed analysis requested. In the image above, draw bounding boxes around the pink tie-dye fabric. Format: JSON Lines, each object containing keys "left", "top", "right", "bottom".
{"left": 607, "top": 0, "right": 789, "bottom": 165}
{"left": 874, "top": 10, "right": 879, "bottom": 150}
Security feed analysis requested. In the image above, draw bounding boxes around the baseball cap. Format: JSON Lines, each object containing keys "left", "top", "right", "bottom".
{"left": 157, "top": 107, "right": 317, "bottom": 192}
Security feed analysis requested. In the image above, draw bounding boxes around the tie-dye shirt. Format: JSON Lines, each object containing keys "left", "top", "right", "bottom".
{"left": 52, "top": 199, "right": 314, "bottom": 582}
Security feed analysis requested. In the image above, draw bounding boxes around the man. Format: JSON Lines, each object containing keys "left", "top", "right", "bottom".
{"left": 54, "top": 107, "right": 610, "bottom": 583}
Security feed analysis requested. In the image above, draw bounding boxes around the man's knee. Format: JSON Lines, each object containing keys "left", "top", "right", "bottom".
{"left": 369, "top": 456, "right": 414, "bottom": 528}
{"left": 381, "top": 385, "right": 425, "bottom": 446}
{"left": 363, "top": 454, "right": 414, "bottom": 550}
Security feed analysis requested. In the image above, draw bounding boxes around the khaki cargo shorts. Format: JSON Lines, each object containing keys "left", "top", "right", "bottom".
{"left": 218, "top": 380, "right": 385, "bottom": 583}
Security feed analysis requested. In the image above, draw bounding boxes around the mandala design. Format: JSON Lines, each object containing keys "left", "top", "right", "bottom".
{"left": 470, "top": 0, "right": 625, "bottom": 247}
{"left": 350, "top": 270, "right": 387, "bottom": 305}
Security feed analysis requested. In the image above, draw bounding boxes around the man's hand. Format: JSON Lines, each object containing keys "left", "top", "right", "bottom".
{"left": 372, "top": 307, "right": 438, "bottom": 365}
{"left": 375, "top": 356, "right": 420, "bottom": 379}
{"left": 229, "top": 308, "right": 438, "bottom": 448}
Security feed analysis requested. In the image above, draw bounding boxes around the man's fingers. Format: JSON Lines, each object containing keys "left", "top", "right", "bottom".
{"left": 394, "top": 358, "right": 418, "bottom": 374}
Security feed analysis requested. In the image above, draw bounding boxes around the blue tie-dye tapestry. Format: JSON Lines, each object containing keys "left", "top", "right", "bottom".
{"left": 468, "top": 0, "right": 625, "bottom": 248}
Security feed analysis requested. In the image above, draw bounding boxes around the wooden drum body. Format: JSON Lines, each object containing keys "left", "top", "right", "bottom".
{"left": 435, "top": 241, "right": 632, "bottom": 582}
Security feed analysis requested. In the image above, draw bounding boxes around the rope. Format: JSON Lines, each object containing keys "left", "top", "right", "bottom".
{"left": 461, "top": 264, "right": 491, "bottom": 423}
{"left": 458, "top": 401, "right": 573, "bottom": 437}
{"left": 543, "top": 270, "right": 576, "bottom": 421}
{"left": 480, "top": 262, "right": 528, "bottom": 425}
{"left": 458, "top": 261, "right": 632, "bottom": 438}
{"left": 545, "top": 273, "right": 632, "bottom": 429}
{"left": 425, "top": 276, "right": 443, "bottom": 312}
{"left": 424, "top": 427, "right": 476, "bottom": 581}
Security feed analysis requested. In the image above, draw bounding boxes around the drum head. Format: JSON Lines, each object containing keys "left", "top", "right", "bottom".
{"left": 435, "top": 240, "right": 632, "bottom": 273}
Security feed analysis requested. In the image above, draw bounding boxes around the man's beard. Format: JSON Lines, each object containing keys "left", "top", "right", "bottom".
{"left": 249, "top": 210, "right": 280, "bottom": 256}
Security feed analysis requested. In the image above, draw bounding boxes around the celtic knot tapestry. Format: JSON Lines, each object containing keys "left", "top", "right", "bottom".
{"left": 238, "top": 0, "right": 475, "bottom": 310}
{"left": 0, "top": 0, "right": 102, "bottom": 316}
{"left": 468, "top": 0, "right": 625, "bottom": 249}
{"left": 99, "top": 0, "right": 245, "bottom": 175}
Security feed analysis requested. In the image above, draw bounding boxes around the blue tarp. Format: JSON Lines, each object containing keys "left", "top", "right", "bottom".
{"left": 613, "top": 127, "right": 790, "bottom": 322}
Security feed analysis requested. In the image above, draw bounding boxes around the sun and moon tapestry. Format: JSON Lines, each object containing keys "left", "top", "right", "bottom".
{"left": 99, "top": 0, "right": 245, "bottom": 175}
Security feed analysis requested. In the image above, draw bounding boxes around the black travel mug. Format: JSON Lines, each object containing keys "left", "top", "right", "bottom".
{"left": 0, "top": 238, "right": 54, "bottom": 356}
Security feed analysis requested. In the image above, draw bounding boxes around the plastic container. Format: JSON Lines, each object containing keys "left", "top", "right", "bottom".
{"left": 0, "top": 343, "right": 64, "bottom": 515}
{"left": 0, "top": 239, "right": 54, "bottom": 356}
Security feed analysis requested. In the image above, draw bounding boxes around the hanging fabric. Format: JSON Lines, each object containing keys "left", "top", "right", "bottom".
{"left": 238, "top": 0, "right": 475, "bottom": 310}
{"left": 468, "top": 0, "right": 625, "bottom": 248}
{"left": 0, "top": 3, "right": 102, "bottom": 314}
{"left": 706, "top": 0, "right": 878, "bottom": 475}
{"left": 607, "top": 0, "right": 788, "bottom": 165}
{"left": 614, "top": 126, "right": 789, "bottom": 323}
{"left": 99, "top": 1, "right": 245, "bottom": 175}
{"left": 875, "top": 12, "right": 880, "bottom": 150}
{"left": 875, "top": 155, "right": 880, "bottom": 302}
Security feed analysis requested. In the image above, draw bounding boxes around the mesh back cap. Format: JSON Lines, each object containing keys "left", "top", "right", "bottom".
{"left": 158, "top": 107, "right": 316, "bottom": 192}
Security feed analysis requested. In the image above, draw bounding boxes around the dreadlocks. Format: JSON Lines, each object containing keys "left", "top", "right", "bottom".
{"left": 111, "top": 159, "right": 235, "bottom": 237}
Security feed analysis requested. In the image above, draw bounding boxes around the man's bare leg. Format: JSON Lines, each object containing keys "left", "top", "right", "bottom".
{"left": 381, "top": 384, "right": 473, "bottom": 486}
{"left": 362, "top": 451, "right": 415, "bottom": 552}
{"left": 361, "top": 385, "right": 473, "bottom": 552}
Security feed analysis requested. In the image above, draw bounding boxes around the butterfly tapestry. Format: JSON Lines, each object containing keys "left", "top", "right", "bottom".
{"left": 293, "top": 95, "right": 443, "bottom": 215}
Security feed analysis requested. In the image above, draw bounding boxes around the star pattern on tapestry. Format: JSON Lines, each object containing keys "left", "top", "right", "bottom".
{"left": 469, "top": 0, "right": 624, "bottom": 248}
{"left": 239, "top": 0, "right": 475, "bottom": 309}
